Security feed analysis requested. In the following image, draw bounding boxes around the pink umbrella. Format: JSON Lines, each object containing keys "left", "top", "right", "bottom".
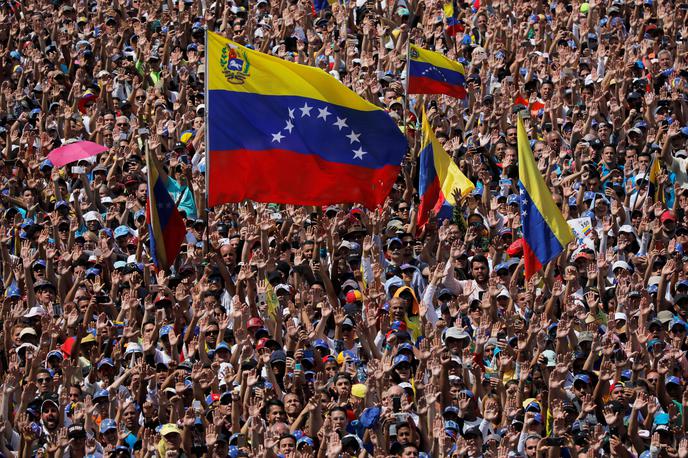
{"left": 47, "top": 140, "right": 108, "bottom": 168}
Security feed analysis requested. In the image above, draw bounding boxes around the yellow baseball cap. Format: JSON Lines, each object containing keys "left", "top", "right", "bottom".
{"left": 81, "top": 334, "right": 96, "bottom": 344}
{"left": 160, "top": 423, "right": 182, "bottom": 437}
{"left": 352, "top": 384, "right": 368, "bottom": 399}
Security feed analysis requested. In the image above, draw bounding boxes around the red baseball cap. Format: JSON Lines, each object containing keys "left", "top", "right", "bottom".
{"left": 256, "top": 337, "right": 269, "bottom": 350}
{"left": 661, "top": 210, "right": 677, "bottom": 223}
{"left": 247, "top": 317, "right": 264, "bottom": 329}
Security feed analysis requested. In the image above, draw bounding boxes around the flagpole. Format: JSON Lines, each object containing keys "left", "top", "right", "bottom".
{"left": 203, "top": 26, "right": 210, "bottom": 257}
{"left": 403, "top": 36, "right": 410, "bottom": 145}
{"left": 144, "top": 143, "right": 153, "bottom": 266}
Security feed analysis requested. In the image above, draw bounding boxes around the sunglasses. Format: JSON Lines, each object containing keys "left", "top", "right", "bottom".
{"left": 37, "top": 377, "right": 51, "bottom": 383}
{"left": 116, "top": 123, "right": 128, "bottom": 127}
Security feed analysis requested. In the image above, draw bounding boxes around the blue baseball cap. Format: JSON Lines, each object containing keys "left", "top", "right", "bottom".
{"left": 392, "top": 354, "right": 411, "bottom": 367}
{"left": 507, "top": 194, "right": 520, "bottom": 205}
{"left": 93, "top": 389, "right": 109, "bottom": 401}
{"left": 666, "top": 376, "right": 682, "bottom": 386}
{"left": 445, "top": 420, "right": 460, "bottom": 432}
{"left": 85, "top": 267, "right": 100, "bottom": 278}
{"left": 505, "top": 258, "right": 520, "bottom": 268}
{"left": 216, "top": 342, "right": 231, "bottom": 352}
{"left": 134, "top": 209, "right": 146, "bottom": 220}
{"left": 296, "top": 437, "right": 315, "bottom": 449}
{"left": 47, "top": 350, "right": 63, "bottom": 361}
{"left": 443, "top": 406, "right": 459, "bottom": 416}
{"left": 313, "top": 339, "right": 329, "bottom": 351}
{"left": 438, "top": 288, "right": 455, "bottom": 299}
{"left": 386, "top": 237, "right": 402, "bottom": 248}
{"left": 671, "top": 319, "right": 687, "bottom": 331}
{"left": 573, "top": 374, "right": 591, "bottom": 385}
{"left": 114, "top": 225, "right": 130, "bottom": 238}
{"left": 647, "top": 338, "right": 665, "bottom": 350}
{"left": 97, "top": 358, "right": 115, "bottom": 370}
{"left": 583, "top": 191, "right": 596, "bottom": 201}
{"left": 5, "top": 282, "right": 20, "bottom": 298}
{"left": 525, "top": 401, "right": 541, "bottom": 412}
{"left": 100, "top": 418, "right": 117, "bottom": 433}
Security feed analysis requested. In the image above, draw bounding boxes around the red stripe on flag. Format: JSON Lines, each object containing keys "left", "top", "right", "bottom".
{"left": 408, "top": 77, "right": 467, "bottom": 99}
{"left": 207, "top": 149, "right": 401, "bottom": 209}
{"left": 522, "top": 238, "right": 544, "bottom": 280}
{"left": 417, "top": 177, "right": 442, "bottom": 230}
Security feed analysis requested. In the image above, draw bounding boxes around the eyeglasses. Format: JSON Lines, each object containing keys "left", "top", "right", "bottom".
{"left": 37, "top": 377, "right": 51, "bottom": 384}
{"left": 116, "top": 123, "right": 128, "bottom": 127}
{"left": 136, "top": 96, "right": 146, "bottom": 101}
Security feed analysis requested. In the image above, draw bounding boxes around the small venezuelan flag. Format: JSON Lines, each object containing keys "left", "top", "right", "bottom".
{"left": 206, "top": 31, "right": 407, "bottom": 209}
{"left": 517, "top": 116, "right": 573, "bottom": 279}
{"left": 649, "top": 157, "right": 665, "bottom": 204}
{"left": 417, "top": 108, "right": 474, "bottom": 230}
{"left": 407, "top": 44, "right": 467, "bottom": 99}
{"left": 443, "top": 1, "right": 465, "bottom": 36}
{"left": 145, "top": 147, "right": 186, "bottom": 270}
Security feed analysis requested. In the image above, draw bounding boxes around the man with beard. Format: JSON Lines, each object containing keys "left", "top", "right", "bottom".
{"left": 443, "top": 254, "right": 491, "bottom": 303}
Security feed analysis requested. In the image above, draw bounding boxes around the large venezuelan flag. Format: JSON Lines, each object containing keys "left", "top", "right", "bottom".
{"left": 417, "top": 108, "right": 474, "bottom": 230}
{"left": 206, "top": 31, "right": 407, "bottom": 209}
{"left": 517, "top": 116, "right": 573, "bottom": 279}
{"left": 407, "top": 45, "right": 467, "bottom": 99}
{"left": 145, "top": 147, "right": 186, "bottom": 270}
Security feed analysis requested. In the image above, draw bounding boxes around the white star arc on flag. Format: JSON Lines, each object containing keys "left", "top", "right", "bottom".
{"left": 280, "top": 106, "right": 368, "bottom": 162}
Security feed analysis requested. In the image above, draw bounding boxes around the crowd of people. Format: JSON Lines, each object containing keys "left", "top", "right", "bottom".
{"left": 1, "top": 0, "right": 688, "bottom": 456}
